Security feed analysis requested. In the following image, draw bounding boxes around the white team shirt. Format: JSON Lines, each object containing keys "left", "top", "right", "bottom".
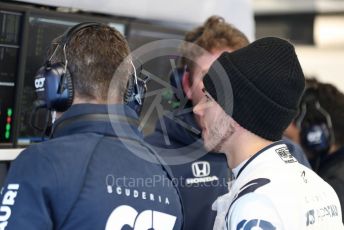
{"left": 212, "top": 141, "right": 344, "bottom": 230}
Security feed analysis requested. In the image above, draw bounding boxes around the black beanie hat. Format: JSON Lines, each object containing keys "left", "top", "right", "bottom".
{"left": 203, "top": 37, "right": 305, "bottom": 141}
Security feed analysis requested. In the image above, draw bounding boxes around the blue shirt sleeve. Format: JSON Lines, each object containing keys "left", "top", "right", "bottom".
{"left": 0, "top": 148, "right": 58, "bottom": 230}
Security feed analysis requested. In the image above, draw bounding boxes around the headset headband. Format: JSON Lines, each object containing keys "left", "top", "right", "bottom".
{"left": 61, "top": 22, "right": 103, "bottom": 46}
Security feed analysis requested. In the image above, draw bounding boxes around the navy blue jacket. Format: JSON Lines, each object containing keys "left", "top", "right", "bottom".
{"left": 0, "top": 104, "right": 183, "bottom": 230}
{"left": 145, "top": 112, "right": 229, "bottom": 230}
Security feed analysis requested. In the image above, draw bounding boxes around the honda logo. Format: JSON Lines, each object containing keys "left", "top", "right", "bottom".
{"left": 191, "top": 161, "right": 210, "bottom": 177}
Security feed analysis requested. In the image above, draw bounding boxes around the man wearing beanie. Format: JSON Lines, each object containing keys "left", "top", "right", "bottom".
{"left": 193, "top": 37, "right": 344, "bottom": 229}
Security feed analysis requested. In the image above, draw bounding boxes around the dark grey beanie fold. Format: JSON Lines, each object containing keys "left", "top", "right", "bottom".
{"left": 203, "top": 37, "right": 305, "bottom": 141}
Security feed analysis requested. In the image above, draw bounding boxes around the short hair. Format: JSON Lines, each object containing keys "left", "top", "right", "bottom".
{"left": 304, "top": 78, "right": 344, "bottom": 146}
{"left": 48, "top": 24, "right": 130, "bottom": 102}
{"left": 180, "top": 15, "right": 249, "bottom": 80}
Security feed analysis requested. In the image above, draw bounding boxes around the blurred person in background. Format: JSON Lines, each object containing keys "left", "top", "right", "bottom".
{"left": 285, "top": 78, "right": 344, "bottom": 222}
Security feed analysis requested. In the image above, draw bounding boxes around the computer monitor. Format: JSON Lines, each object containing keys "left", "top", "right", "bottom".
{"left": 0, "top": 10, "right": 22, "bottom": 146}
{"left": 15, "top": 16, "right": 81, "bottom": 145}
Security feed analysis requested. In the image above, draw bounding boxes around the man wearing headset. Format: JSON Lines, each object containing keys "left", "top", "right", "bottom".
{"left": 285, "top": 78, "right": 344, "bottom": 223}
{"left": 0, "top": 23, "right": 183, "bottom": 229}
{"left": 193, "top": 37, "right": 343, "bottom": 229}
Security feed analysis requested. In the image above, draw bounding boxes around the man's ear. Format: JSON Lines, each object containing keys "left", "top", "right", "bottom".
{"left": 182, "top": 71, "right": 192, "bottom": 100}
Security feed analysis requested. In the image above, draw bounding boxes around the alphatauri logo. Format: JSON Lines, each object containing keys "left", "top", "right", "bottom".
{"left": 0, "top": 184, "right": 20, "bottom": 229}
{"left": 306, "top": 209, "right": 316, "bottom": 226}
{"left": 192, "top": 161, "right": 210, "bottom": 177}
{"left": 236, "top": 219, "right": 276, "bottom": 230}
{"left": 34, "top": 77, "right": 45, "bottom": 89}
{"left": 105, "top": 205, "right": 176, "bottom": 230}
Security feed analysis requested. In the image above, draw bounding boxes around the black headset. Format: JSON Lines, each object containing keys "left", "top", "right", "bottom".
{"left": 34, "top": 22, "right": 147, "bottom": 115}
{"left": 295, "top": 87, "right": 335, "bottom": 156}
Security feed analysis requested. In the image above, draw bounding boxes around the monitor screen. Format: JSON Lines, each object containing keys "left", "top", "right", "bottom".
{"left": 17, "top": 16, "right": 79, "bottom": 145}
{"left": 0, "top": 10, "right": 22, "bottom": 145}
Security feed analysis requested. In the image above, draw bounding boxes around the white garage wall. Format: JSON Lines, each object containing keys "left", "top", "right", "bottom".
{"left": 296, "top": 46, "right": 344, "bottom": 92}
{"left": 15, "top": 0, "right": 255, "bottom": 41}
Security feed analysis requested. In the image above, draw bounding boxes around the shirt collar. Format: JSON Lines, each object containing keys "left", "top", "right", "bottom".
{"left": 235, "top": 140, "right": 289, "bottom": 179}
{"left": 51, "top": 103, "right": 142, "bottom": 140}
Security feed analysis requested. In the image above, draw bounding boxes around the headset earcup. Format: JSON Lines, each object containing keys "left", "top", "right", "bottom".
{"left": 52, "top": 66, "right": 73, "bottom": 112}
{"left": 300, "top": 123, "right": 331, "bottom": 154}
{"left": 37, "top": 62, "right": 73, "bottom": 112}
{"left": 63, "top": 69, "right": 74, "bottom": 110}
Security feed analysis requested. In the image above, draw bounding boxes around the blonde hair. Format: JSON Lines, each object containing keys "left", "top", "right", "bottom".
{"left": 180, "top": 16, "right": 249, "bottom": 82}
